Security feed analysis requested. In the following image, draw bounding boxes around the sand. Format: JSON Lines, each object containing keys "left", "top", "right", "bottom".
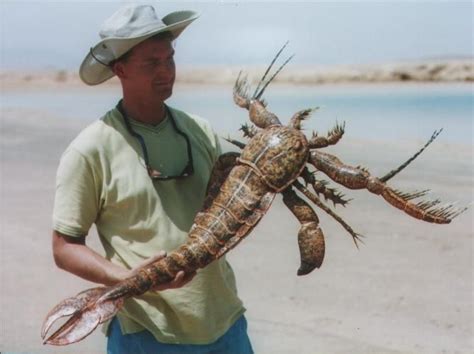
{"left": 0, "top": 84, "right": 472, "bottom": 354}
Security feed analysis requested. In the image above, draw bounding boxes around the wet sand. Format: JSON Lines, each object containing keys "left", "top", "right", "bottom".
{"left": 0, "top": 85, "right": 472, "bottom": 354}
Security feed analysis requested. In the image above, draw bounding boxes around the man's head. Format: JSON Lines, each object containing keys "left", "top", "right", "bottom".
{"left": 79, "top": 5, "right": 197, "bottom": 86}
{"left": 112, "top": 32, "right": 176, "bottom": 102}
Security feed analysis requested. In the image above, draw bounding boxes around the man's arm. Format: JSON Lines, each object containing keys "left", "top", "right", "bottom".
{"left": 52, "top": 230, "right": 194, "bottom": 290}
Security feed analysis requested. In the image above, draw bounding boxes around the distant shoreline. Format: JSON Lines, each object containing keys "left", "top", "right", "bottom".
{"left": 1, "top": 59, "right": 472, "bottom": 89}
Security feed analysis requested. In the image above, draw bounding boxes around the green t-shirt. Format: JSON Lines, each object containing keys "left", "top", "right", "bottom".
{"left": 52, "top": 105, "right": 245, "bottom": 344}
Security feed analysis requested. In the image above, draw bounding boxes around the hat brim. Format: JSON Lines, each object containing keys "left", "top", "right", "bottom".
{"left": 79, "top": 10, "right": 198, "bottom": 86}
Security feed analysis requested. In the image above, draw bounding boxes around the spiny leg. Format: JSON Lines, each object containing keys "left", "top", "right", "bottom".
{"left": 289, "top": 107, "right": 319, "bottom": 130}
{"left": 311, "top": 128, "right": 442, "bottom": 186}
{"left": 223, "top": 136, "right": 246, "bottom": 150}
{"left": 239, "top": 123, "right": 258, "bottom": 139}
{"left": 203, "top": 152, "right": 240, "bottom": 210}
{"left": 292, "top": 180, "right": 363, "bottom": 247}
{"left": 222, "top": 123, "right": 258, "bottom": 150}
{"left": 221, "top": 120, "right": 262, "bottom": 151}
{"left": 233, "top": 71, "right": 251, "bottom": 109}
{"left": 309, "top": 121, "right": 346, "bottom": 148}
{"left": 282, "top": 187, "right": 325, "bottom": 275}
{"left": 309, "top": 150, "right": 465, "bottom": 223}
{"left": 300, "top": 167, "right": 351, "bottom": 207}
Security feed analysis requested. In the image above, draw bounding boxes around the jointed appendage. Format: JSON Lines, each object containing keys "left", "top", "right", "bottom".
{"left": 233, "top": 42, "right": 294, "bottom": 129}
{"left": 379, "top": 129, "right": 443, "bottom": 182}
{"left": 222, "top": 123, "right": 257, "bottom": 151}
{"left": 239, "top": 123, "right": 258, "bottom": 139}
{"left": 300, "top": 167, "right": 351, "bottom": 207}
{"left": 309, "top": 122, "right": 346, "bottom": 148}
{"left": 289, "top": 108, "right": 319, "bottom": 130}
{"left": 309, "top": 143, "right": 466, "bottom": 224}
{"left": 223, "top": 136, "right": 246, "bottom": 150}
{"left": 292, "top": 180, "right": 363, "bottom": 247}
{"left": 282, "top": 187, "right": 325, "bottom": 274}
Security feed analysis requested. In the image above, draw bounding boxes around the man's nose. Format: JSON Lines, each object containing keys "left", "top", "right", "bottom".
{"left": 154, "top": 66, "right": 174, "bottom": 81}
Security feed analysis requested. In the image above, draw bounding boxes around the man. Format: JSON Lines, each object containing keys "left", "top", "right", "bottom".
{"left": 52, "top": 4, "right": 253, "bottom": 354}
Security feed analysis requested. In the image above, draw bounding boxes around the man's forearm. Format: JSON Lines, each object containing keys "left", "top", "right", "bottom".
{"left": 52, "top": 231, "right": 196, "bottom": 291}
{"left": 52, "top": 231, "right": 128, "bottom": 286}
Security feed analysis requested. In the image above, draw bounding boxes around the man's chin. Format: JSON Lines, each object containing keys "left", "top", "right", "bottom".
{"left": 152, "top": 87, "right": 173, "bottom": 101}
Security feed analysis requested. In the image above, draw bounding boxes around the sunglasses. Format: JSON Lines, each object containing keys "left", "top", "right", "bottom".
{"left": 117, "top": 100, "right": 194, "bottom": 180}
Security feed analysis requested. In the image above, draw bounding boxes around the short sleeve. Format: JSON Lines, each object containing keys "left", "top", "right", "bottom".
{"left": 52, "top": 148, "right": 101, "bottom": 237}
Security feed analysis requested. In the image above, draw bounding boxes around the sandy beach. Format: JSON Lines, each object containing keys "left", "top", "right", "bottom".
{"left": 0, "top": 82, "right": 472, "bottom": 354}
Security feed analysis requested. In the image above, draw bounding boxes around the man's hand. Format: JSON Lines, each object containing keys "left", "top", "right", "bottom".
{"left": 123, "top": 251, "right": 197, "bottom": 292}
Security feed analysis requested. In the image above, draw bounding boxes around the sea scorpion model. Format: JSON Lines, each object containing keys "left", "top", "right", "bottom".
{"left": 41, "top": 44, "right": 466, "bottom": 345}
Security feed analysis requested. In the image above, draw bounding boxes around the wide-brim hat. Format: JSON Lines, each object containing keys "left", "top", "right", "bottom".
{"left": 79, "top": 4, "right": 198, "bottom": 85}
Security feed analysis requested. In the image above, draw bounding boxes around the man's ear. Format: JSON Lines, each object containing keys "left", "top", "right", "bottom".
{"left": 112, "top": 62, "right": 126, "bottom": 79}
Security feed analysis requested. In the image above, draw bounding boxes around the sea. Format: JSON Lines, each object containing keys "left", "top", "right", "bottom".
{"left": 3, "top": 83, "right": 472, "bottom": 145}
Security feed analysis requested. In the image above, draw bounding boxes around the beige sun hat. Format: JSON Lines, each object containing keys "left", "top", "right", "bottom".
{"left": 79, "top": 4, "right": 198, "bottom": 85}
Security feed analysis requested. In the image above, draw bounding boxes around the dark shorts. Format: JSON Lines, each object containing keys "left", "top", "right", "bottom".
{"left": 107, "top": 315, "right": 254, "bottom": 354}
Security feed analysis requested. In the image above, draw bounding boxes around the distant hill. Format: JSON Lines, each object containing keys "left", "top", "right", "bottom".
{"left": 1, "top": 59, "right": 472, "bottom": 89}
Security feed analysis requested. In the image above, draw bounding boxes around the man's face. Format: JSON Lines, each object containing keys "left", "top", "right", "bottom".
{"left": 116, "top": 37, "right": 176, "bottom": 101}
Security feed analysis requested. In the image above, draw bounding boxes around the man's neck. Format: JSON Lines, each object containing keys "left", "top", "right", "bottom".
{"left": 122, "top": 96, "right": 166, "bottom": 125}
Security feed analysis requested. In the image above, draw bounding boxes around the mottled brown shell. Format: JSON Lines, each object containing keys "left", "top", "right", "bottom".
{"left": 239, "top": 126, "right": 309, "bottom": 191}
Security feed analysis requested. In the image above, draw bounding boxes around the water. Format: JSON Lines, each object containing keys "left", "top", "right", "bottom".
{"left": 2, "top": 84, "right": 472, "bottom": 144}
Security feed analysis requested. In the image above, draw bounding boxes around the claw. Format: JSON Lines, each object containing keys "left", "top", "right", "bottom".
{"left": 41, "top": 286, "right": 124, "bottom": 345}
{"left": 297, "top": 222, "right": 325, "bottom": 275}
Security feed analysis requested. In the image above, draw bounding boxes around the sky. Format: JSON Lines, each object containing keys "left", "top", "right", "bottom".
{"left": 0, "top": 1, "right": 472, "bottom": 70}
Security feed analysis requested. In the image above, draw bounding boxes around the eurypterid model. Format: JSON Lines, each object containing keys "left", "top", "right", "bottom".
{"left": 41, "top": 43, "right": 466, "bottom": 345}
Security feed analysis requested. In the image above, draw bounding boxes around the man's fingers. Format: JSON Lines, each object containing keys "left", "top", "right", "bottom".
{"left": 172, "top": 271, "right": 185, "bottom": 285}
{"left": 151, "top": 271, "right": 197, "bottom": 292}
{"left": 162, "top": 271, "right": 193, "bottom": 288}
{"left": 174, "top": 271, "right": 197, "bottom": 286}
{"left": 148, "top": 251, "right": 167, "bottom": 263}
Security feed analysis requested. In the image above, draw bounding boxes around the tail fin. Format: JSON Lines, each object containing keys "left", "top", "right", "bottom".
{"left": 41, "top": 287, "right": 124, "bottom": 345}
